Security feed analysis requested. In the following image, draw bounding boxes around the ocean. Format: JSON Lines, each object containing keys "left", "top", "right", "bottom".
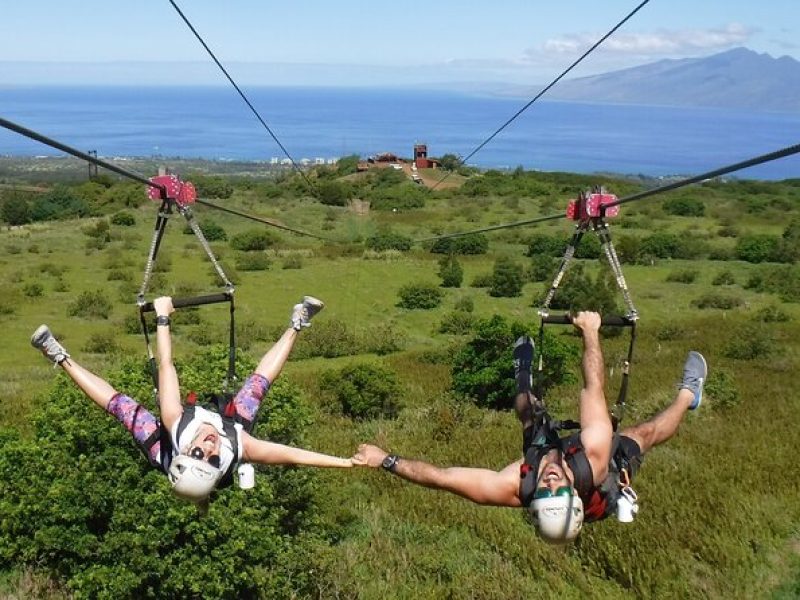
{"left": 1, "top": 85, "right": 799, "bottom": 180}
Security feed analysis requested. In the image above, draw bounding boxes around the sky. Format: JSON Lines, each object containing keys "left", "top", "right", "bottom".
{"left": 0, "top": 0, "right": 798, "bottom": 86}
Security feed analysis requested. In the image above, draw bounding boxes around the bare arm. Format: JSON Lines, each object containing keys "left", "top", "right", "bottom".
{"left": 154, "top": 296, "right": 182, "bottom": 431}
{"left": 352, "top": 444, "right": 521, "bottom": 507}
{"left": 242, "top": 433, "right": 352, "bottom": 468}
{"left": 572, "top": 312, "right": 612, "bottom": 484}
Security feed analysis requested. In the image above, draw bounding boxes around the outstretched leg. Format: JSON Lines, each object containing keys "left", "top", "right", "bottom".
{"left": 621, "top": 351, "right": 707, "bottom": 454}
{"left": 232, "top": 297, "right": 324, "bottom": 426}
{"left": 513, "top": 336, "right": 543, "bottom": 431}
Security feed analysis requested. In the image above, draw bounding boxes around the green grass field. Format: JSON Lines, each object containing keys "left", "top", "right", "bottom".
{"left": 1, "top": 167, "right": 799, "bottom": 598}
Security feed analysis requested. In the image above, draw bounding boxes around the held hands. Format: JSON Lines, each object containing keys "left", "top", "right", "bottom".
{"left": 571, "top": 311, "right": 602, "bottom": 333}
{"left": 352, "top": 444, "right": 388, "bottom": 468}
{"left": 153, "top": 296, "right": 175, "bottom": 318}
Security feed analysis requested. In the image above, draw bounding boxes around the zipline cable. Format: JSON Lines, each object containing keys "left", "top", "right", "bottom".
{"left": 167, "top": 0, "right": 317, "bottom": 196}
{"left": 195, "top": 198, "right": 332, "bottom": 241}
{"left": 431, "top": 0, "right": 651, "bottom": 190}
{"left": 419, "top": 140, "right": 800, "bottom": 242}
{"left": 0, "top": 117, "right": 165, "bottom": 194}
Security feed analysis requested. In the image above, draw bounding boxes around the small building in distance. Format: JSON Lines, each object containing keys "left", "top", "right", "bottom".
{"left": 414, "top": 144, "right": 439, "bottom": 169}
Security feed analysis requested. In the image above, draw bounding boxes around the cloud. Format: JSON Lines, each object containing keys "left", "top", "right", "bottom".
{"left": 532, "top": 23, "right": 754, "bottom": 59}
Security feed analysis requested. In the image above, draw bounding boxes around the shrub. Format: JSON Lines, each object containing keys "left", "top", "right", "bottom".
{"left": 319, "top": 362, "right": 401, "bottom": 419}
{"left": 82, "top": 332, "right": 120, "bottom": 354}
{"left": 110, "top": 211, "right": 136, "bottom": 226}
{"left": 234, "top": 252, "right": 271, "bottom": 271}
{"left": 752, "top": 304, "right": 790, "bottom": 323}
{"left": 744, "top": 265, "right": 800, "bottom": 302}
{"left": 318, "top": 180, "right": 351, "bottom": 206}
{"left": 691, "top": 293, "right": 743, "bottom": 310}
{"left": 470, "top": 273, "right": 493, "bottom": 288}
{"left": 291, "top": 319, "right": 359, "bottom": 359}
{"left": 545, "top": 263, "right": 619, "bottom": 315}
{"left": 453, "top": 296, "right": 474, "bottom": 313}
{"left": 282, "top": 255, "right": 303, "bottom": 270}
{"left": 640, "top": 232, "right": 707, "bottom": 260}
{"left": 723, "top": 324, "right": 772, "bottom": 360}
{"left": 67, "top": 290, "right": 113, "bottom": 319}
{"left": 712, "top": 270, "right": 736, "bottom": 286}
{"left": 663, "top": 196, "right": 705, "bottom": 216}
{"left": 735, "top": 234, "right": 782, "bottom": 263}
{"left": 665, "top": 269, "right": 699, "bottom": 284}
{"left": 528, "top": 254, "right": 556, "bottom": 282}
{"left": 189, "top": 220, "right": 228, "bottom": 242}
{"left": 82, "top": 219, "right": 111, "bottom": 241}
{"left": 438, "top": 255, "right": 463, "bottom": 288}
{"left": 489, "top": 256, "right": 524, "bottom": 297}
{"left": 193, "top": 175, "right": 234, "bottom": 199}
{"left": 230, "top": 229, "right": 274, "bottom": 251}
{"left": 397, "top": 282, "right": 443, "bottom": 309}
{"left": 655, "top": 323, "right": 684, "bottom": 341}
{"left": 430, "top": 233, "right": 488, "bottom": 255}
{"left": 23, "top": 282, "right": 44, "bottom": 298}
{"left": 574, "top": 234, "right": 601, "bottom": 259}
{"left": 525, "top": 234, "right": 564, "bottom": 258}
{"left": 365, "top": 231, "right": 413, "bottom": 252}
{"left": 107, "top": 269, "right": 132, "bottom": 282}
{"left": 0, "top": 349, "right": 321, "bottom": 598}
{"left": 705, "top": 369, "right": 740, "bottom": 410}
{"left": 439, "top": 311, "right": 475, "bottom": 335}
{"left": 360, "top": 322, "right": 406, "bottom": 355}
{"left": 451, "top": 315, "right": 578, "bottom": 408}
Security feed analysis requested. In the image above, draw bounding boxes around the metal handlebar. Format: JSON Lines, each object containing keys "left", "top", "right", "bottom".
{"left": 540, "top": 314, "right": 636, "bottom": 327}
{"left": 139, "top": 292, "right": 232, "bottom": 313}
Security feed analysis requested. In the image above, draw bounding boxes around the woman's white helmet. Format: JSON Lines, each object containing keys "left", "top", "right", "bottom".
{"left": 529, "top": 492, "right": 585, "bottom": 544}
{"left": 168, "top": 454, "right": 222, "bottom": 502}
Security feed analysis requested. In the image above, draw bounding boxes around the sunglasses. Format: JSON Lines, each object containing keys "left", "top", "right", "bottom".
{"left": 190, "top": 446, "right": 221, "bottom": 469}
{"left": 533, "top": 485, "right": 572, "bottom": 500}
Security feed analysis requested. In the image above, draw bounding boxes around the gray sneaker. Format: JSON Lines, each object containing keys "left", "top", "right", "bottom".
{"left": 291, "top": 296, "right": 324, "bottom": 330}
{"left": 681, "top": 351, "right": 707, "bottom": 410}
{"left": 513, "top": 336, "right": 535, "bottom": 393}
{"left": 31, "top": 325, "right": 70, "bottom": 366}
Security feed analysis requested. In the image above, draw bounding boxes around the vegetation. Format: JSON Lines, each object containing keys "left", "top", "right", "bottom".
{"left": 1, "top": 164, "right": 799, "bottom": 598}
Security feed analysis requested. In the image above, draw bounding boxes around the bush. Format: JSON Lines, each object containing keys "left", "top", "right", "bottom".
{"left": 184, "top": 220, "right": 228, "bottom": 242}
{"left": 193, "top": 175, "right": 234, "bottom": 199}
{"left": 365, "top": 231, "right": 413, "bottom": 252}
{"left": 82, "top": 332, "right": 120, "bottom": 354}
{"left": 655, "top": 323, "right": 684, "bottom": 341}
{"left": 705, "top": 369, "right": 740, "bottom": 410}
{"left": 545, "top": 263, "right": 620, "bottom": 315}
{"left": 282, "top": 255, "right": 303, "bottom": 270}
{"left": 525, "top": 234, "right": 564, "bottom": 258}
{"left": 67, "top": 290, "right": 113, "bottom": 319}
{"left": 230, "top": 229, "right": 274, "bottom": 252}
{"left": 451, "top": 315, "right": 578, "bottom": 408}
{"left": 712, "top": 270, "right": 736, "bottom": 286}
{"left": 489, "top": 256, "right": 524, "bottom": 297}
{"left": 319, "top": 362, "right": 401, "bottom": 419}
{"left": 23, "top": 282, "right": 44, "bottom": 298}
{"left": 752, "top": 304, "right": 790, "bottom": 323}
{"left": 397, "top": 282, "right": 443, "bottom": 310}
{"left": 744, "top": 265, "right": 800, "bottom": 302}
{"left": 107, "top": 269, "right": 132, "bottom": 282}
{"left": 430, "top": 233, "right": 488, "bottom": 255}
{"left": 110, "top": 211, "right": 136, "bottom": 226}
{"left": 454, "top": 296, "right": 474, "bottom": 313}
{"left": 438, "top": 311, "right": 475, "bottom": 335}
{"left": 735, "top": 234, "right": 782, "bottom": 263}
{"left": 0, "top": 349, "right": 321, "bottom": 598}
{"left": 438, "top": 255, "right": 463, "bottom": 288}
{"left": 318, "top": 180, "right": 351, "bottom": 206}
{"left": 291, "top": 319, "right": 358, "bottom": 359}
{"left": 470, "top": 273, "right": 493, "bottom": 288}
{"left": 663, "top": 196, "right": 705, "bottom": 216}
{"left": 235, "top": 252, "right": 271, "bottom": 271}
{"left": 640, "top": 232, "right": 707, "bottom": 260}
{"left": 723, "top": 324, "right": 772, "bottom": 360}
{"left": 528, "top": 254, "right": 556, "bottom": 282}
{"left": 691, "top": 293, "right": 743, "bottom": 310}
{"left": 665, "top": 269, "right": 699, "bottom": 284}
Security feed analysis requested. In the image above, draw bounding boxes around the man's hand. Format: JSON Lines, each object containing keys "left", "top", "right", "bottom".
{"left": 352, "top": 444, "right": 389, "bottom": 468}
{"left": 153, "top": 296, "right": 175, "bottom": 317}
{"left": 572, "top": 311, "right": 601, "bottom": 333}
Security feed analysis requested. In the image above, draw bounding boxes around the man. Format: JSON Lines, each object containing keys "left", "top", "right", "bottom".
{"left": 352, "top": 311, "right": 707, "bottom": 544}
{"left": 31, "top": 295, "right": 352, "bottom": 505}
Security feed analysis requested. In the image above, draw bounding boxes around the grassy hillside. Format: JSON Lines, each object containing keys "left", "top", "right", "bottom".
{"left": 1, "top": 164, "right": 799, "bottom": 598}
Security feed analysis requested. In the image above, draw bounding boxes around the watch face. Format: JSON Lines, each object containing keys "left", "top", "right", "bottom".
{"left": 382, "top": 455, "right": 396, "bottom": 470}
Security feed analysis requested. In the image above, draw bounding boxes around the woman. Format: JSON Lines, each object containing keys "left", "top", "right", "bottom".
{"left": 31, "top": 295, "right": 352, "bottom": 503}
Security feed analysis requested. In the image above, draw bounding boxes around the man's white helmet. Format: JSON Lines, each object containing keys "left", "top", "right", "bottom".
{"left": 529, "top": 492, "right": 585, "bottom": 544}
{"left": 168, "top": 454, "right": 222, "bottom": 502}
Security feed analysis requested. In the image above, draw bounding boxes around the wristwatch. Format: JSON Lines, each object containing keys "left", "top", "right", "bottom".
{"left": 381, "top": 454, "right": 400, "bottom": 473}
{"left": 156, "top": 315, "right": 171, "bottom": 327}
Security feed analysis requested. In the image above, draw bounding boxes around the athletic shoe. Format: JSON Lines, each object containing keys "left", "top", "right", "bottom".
{"left": 681, "top": 351, "right": 707, "bottom": 410}
{"left": 31, "top": 325, "right": 70, "bottom": 366}
{"left": 291, "top": 296, "right": 325, "bottom": 330}
{"left": 513, "top": 335, "right": 535, "bottom": 392}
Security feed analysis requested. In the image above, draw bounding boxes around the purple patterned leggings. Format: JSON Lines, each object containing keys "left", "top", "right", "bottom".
{"left": 106, "top": 373, "right": 271, "bottom": 465}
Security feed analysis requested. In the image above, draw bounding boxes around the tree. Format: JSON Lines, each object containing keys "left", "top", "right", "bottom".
{"left": 397, "top": 282, "right": 443, "bottom": 309}
{"left": 489, "top": 256, "right": 524, "bottom": 297}
{"left": 438, "top": 255, "right": 463, "bottom": 288}
{"left": 318, "top": 180, "right": 351, "bottom": 206}
{"left": 437, "top": 153, "right": 461, "bottom": 172}
{"left": 1, "top": 195, "right": 31, "bottom": 225}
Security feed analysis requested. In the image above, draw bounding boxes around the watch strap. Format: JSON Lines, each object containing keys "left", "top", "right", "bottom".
{"left": 156, "top": 315, "right": 171, "bottom": 326}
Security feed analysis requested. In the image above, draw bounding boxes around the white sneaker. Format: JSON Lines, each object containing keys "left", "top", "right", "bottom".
{"left": 31, "top": 324, "right": 70, "bottom": 366}
{"left": 290, "top": 296, "right": 324, "bottom": 330}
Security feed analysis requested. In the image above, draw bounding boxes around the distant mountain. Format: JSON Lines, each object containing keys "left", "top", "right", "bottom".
{"left": 545, "top": 47, "right": 800, "bottom": 112}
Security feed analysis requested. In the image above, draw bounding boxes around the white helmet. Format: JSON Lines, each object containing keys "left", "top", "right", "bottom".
{"left": 168, "top": 454, "right": 222, "bottom": 502}
{"left": 529, "top": 491, "right": 584, "bottom": 544}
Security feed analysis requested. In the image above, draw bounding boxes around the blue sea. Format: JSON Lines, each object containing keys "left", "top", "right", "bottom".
{"left": 1, "top": 86, "right": 799, "bottom": 180}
